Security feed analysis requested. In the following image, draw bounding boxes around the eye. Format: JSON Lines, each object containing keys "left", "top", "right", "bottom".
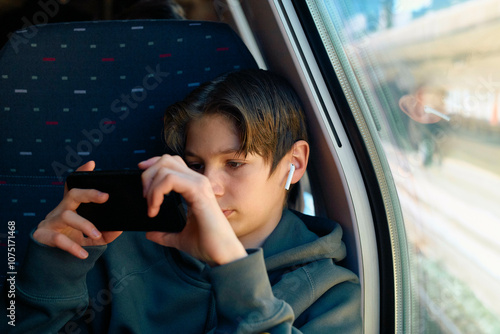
{"left": 187, "top": 162, "right": 204, "bottom": 172}
{"left": 227, "top": 161, "right": 244, "bottom": 169}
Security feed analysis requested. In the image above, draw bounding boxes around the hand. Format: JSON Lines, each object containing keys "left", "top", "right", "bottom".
{"left": 139, "top": 155, "right": 247, "bottom": 266}
{"left": 33, "top": 161, "right": 123, "bottom": 259}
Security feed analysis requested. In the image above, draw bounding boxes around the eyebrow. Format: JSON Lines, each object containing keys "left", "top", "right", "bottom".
{"left": 184, "top": 148, "right": 243, "bottom": 158}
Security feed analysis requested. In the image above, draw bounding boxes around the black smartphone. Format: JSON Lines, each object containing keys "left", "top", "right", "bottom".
{"left": 66, "top": 170, "right": 186, "bottom": 232}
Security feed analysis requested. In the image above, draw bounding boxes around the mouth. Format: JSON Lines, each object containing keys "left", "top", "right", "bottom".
{"left": 222, "top": 210, "right": 234, "bottom": 217}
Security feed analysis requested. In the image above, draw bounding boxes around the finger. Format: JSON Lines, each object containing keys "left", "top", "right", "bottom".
{"left": 65, "top": 161, "right": 96, "bottom": 195}
{"left": 140, "top": 155, "right": 173, "bottom": 197}
{"left": 140, "top": 160, "right": 161, "bottom": 198}
{"left": 81, "top": 231, "right": 124, "bottom": 247}
{"left": 35, "top": 228, "right": 89, "bottom": 259}
{"left": 138, "top": 156, "right": 162, "bottom": 170}
{"left": 100, "top": 231, "right": 123, "bottom": 244}
{"left": 59, "top": 210, "right": 102, "bottom": 240}
{"left": 140, "top": 155, "right": 187, "bottom": 197}
{"left": 76, "top": 160, "right": 96, "bottom": 172}
{"left": 145, "top": 171, "right": 179, "bottom": 217}
{"left": 63, "top": 188, "right": 109, "bottom": 212}
{"left": 141, "top": 155, "right": 202, "bottom": 216}
{"left": 44, "top": 188, "right": 108, "bottom": 223}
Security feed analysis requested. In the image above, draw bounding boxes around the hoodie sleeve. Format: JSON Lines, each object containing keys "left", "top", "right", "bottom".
{"left": 2, "top": 234, "right": 106, "bottom": 334}
{"left": 208, "top": 249, "right": 362, "bottom": 334}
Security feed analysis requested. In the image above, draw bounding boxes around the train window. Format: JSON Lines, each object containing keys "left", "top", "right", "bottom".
{"left": 236, "top": 1, "right": 383, "bottom": 331}
{"left": 305, "top": 0, "right": 500, "bottom": 332}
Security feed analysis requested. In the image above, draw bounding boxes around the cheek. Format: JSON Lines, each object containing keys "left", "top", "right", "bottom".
{"left": 229, "top": 176, "right": 267, "bottom": 206}
{"left": 241, "top": 177, "right": 283, "bottom": 208}
{"left": 231, "top": 178, "right": 260, "bottom": 200}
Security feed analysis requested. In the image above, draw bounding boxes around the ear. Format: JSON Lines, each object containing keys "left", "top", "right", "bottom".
{"left": 289, "top": 140, "right": 309, "bottom": 185}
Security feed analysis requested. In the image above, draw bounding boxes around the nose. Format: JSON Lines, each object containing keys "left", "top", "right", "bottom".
{"left": 204, "top": 167, "right": 224, "bottom": 197}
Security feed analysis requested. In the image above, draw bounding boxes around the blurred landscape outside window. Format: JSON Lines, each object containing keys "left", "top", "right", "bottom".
{"left": 314, "top": 0, "right": 500, "bottom": 332}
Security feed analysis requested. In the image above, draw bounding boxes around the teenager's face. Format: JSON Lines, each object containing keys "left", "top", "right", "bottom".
{"left": 184, "top": 114, "right": 288, "bottom": 248}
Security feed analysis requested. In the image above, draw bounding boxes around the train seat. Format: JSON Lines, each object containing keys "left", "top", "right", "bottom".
{"left": 0, "top": 19, "right": 258, "bottom": 284}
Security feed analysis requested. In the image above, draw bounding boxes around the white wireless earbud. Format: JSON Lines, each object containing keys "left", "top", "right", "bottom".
{"left": 285, "top": 163, "right": 295, "bottom": 190}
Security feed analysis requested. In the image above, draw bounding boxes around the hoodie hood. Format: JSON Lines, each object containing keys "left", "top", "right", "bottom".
{"left": 261, "top": 209, "right": 358, "bottom": 319}
{"left": 262, "top": 209, "right": 347, "bottom": 272}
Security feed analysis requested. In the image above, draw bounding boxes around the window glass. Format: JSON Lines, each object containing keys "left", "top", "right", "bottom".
{"left": 311, "top": 0, "right": 500, "bottom": 332}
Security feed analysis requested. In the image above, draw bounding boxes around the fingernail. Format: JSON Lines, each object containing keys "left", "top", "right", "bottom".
{"left": 98, "top": 192, "right": 109, "bottom": 200}
{"left": 80, "top": 250, "right": 89, "bottom": 259}
{"left": 91, "top": 228, "right": 101, "bottom": 238}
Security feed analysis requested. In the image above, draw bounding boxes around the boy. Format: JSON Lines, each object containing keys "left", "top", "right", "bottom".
{"left": 8, "top": 69, "right": 361, "bottom": 333}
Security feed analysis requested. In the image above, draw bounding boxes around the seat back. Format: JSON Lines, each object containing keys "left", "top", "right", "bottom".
{"left": 0, "top": 20, "right": 258, "bottom": 287}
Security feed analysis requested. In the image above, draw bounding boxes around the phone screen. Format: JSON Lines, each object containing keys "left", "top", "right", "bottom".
{"left": 66, "top": 170, "right": 186, "bottom": 232}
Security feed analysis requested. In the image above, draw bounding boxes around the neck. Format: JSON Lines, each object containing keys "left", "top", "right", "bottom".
{"left": 238, "top": 209, "right": 284, "bottom": 249}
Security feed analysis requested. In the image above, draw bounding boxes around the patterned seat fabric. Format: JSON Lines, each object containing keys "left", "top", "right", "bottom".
{"left": 0, "top": 20, "right": 258, "bottom": 286}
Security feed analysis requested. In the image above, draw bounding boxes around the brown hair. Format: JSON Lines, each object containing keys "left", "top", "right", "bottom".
{"left": 163, "top": 69, "right": 308, "bottom": 173}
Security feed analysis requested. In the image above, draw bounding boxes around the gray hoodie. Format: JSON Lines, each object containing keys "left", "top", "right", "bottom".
{"left": 5, "top": 209, "right": 361, "bottom": 333}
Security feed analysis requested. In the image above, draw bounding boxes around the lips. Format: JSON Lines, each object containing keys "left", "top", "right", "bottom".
{"left": 222, "top": 210, "right": 234, "bottom": 217}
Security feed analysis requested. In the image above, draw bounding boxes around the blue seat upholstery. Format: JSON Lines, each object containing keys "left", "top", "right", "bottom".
{"left": 0, "top": 20, "right": 258, "bottom": 287}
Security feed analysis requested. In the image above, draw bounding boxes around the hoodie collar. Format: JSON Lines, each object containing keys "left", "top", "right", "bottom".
{"left": 262, "top": 209, "right": 346, "bottom": 271}
{"left": 262, "top": 209, "right": 317, "bottom": 258}
{"left": 167, "top": 209, "right": 346, "bottom": 277}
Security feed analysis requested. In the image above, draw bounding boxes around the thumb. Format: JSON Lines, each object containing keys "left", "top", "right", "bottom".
{"left": 64, "top": 161, "right": 96, "bottom": 194}
{"left": 76, "top": 161, "right": 96, "bottom": 172}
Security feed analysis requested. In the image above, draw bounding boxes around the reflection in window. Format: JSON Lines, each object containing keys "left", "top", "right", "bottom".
{"left": 315, "top": 0, "right": 500, "bottom": 332}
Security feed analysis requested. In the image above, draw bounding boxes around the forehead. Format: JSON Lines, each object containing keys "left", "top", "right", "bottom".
{"left": 185, "top": 114, "right": 240, "bottom": 155}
